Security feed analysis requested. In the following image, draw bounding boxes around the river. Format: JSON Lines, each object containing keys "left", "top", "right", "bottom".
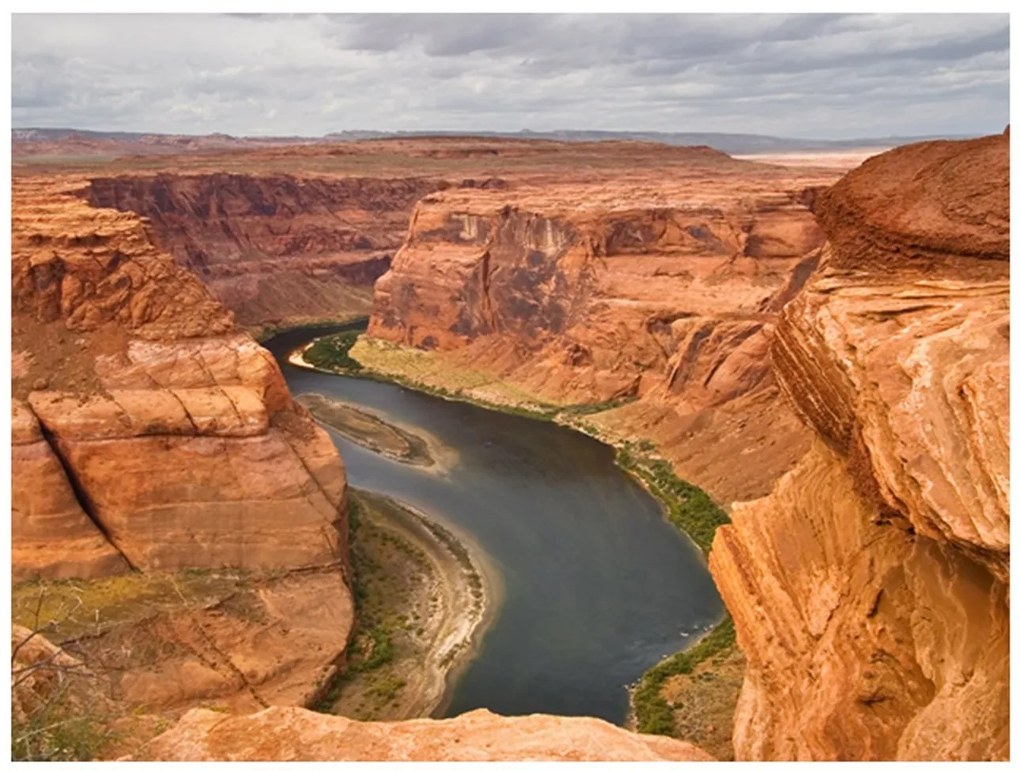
{"left": 262, "top": 324, "right": 724, "bottom": 725}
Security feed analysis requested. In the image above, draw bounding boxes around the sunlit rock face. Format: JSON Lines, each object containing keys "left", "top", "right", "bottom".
{"left": 133, "top": 705, "right": 716, "bottom": 761}
{"left": 11, "top": 174, "right": 349, "bottom": 577}
{"left": 709, "top": 133, "right": 1009, "bottom": 761}
{"left": 367, "top": 148, "right": 843, "bottom": 501}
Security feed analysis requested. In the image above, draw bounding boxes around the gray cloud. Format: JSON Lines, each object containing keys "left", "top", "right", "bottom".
{"left": 11, "top": 13, "right": 1010, "bottom": 139}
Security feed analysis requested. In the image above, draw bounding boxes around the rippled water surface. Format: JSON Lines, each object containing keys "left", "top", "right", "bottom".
{"left": 263, "top": 325, "right": 723, "bottom": 724}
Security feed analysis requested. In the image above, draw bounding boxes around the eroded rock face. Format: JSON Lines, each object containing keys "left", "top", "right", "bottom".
{"left": 709, "top": 133, "right": 1009, "bottom": 760}
{"left": 85, "top": 174, "right": 440, "bottom": 327}
{"left": 367, "top": 155, "right": 844, "bottom": 500}
{"left": 11, "top": 174, "right": 348, "bottom": 576}
{"left": 134, "top": 705, "right": 714, "bottom": 761}
{"left": 11, "top": 400, "right": 130, "bottom": 581}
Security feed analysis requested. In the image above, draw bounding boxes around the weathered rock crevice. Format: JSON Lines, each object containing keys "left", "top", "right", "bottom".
{"left": 35, "top": 418, "right": 139, "bottom": 572}
{"left": 709, "top": 133, "right": 1009, "bottom": 761}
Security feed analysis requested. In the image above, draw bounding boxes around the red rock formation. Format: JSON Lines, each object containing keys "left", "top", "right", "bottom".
{"left": 367, "top": 155, "right": 844, "bottom": 500}
{"left": 11, "top": 174, "right": 348, "bottom": 576}
{"left": 134, "top": 705, "right": 714, "bottom": 761}
{"left": 709, "top": 133, "right": 1009, "bottom": 760}
{"left": 11, "top": 400, "right": 129, "bottom": 581}
{"left": 84, "top": 174, "right": 438, "bottom": 328}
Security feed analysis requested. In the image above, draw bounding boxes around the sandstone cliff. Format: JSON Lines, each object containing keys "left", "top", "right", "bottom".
{"left": 709, "top": 133, "right": 1009, "bottom": 760}
{"left": 11, "top": 173, "right": 348, "bottom": 579}
{"left": 134, "top": 705, "right": 713, "bottom": 761}
{"left": 11, "top": 172, "right": 356, "bottom": 738}
{"left": 84, "top": 173, "right": 438, "bottom": 328}
{"left": 365, "top": 154, "right": 844, "bottom": 500}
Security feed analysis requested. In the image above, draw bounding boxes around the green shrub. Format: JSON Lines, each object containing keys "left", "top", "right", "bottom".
{"left": 304, "top": 332, "right": 364, "bottom": 373}
{"left": 616, "top": 452, "right": 729, "bottom": 555}
{"left": 633, "top": 617, "right": 736, "bottom": 736}
{"left": 12, "top": 691, "right": 114, "bottom": 761}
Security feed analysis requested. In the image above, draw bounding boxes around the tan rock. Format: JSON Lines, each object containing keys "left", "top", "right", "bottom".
{"left": 711, "top": 133, "right": 1010, "bottom": 760}
{"left": 85, "top": 174, "right": 439, "bottom": 327}
{"left": 365, "top": 155, "right": 844, "bottom": 500}
{"left": 11, "top": 400, "right": 129, "bottom": 580}
{"left": 135, "top": 705, "right": 714, "bottom": 761}
{"left": 11, "top": 174, "right": 349, "bottom": 578}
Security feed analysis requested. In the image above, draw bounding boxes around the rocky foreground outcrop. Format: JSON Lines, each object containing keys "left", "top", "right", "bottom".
{"left": 11, "top": 173, "right": 348, "bottom": 579}
{"left": 11, "top": 173, "right": 356, "bottom": 736}
{"left": 709, "top": 133, "right": 1009, "bottom": 760}
{"left": 367, "top": 150, "right": 845, "bottom": 500}
{"left": 134, "top": 705, "right": 713, "bottom": 761}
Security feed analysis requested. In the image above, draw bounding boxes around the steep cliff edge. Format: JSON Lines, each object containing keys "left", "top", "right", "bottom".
{"left": 709, "top": 133, "right": 1009, "bottom": 760}
{"left": 12, "top": 173, "right": 350, "bottom": 576}
{"left": 134, "top": 705, "right": 713, "bottom": 761}
{"left": 364, "top": 155, "right": 844, "bottom": 501}
{"left": 11, "top": 174, "right": 355, "bottom": 724}
{"left": 84, "top": 174, "right": 438, "bottom": 328}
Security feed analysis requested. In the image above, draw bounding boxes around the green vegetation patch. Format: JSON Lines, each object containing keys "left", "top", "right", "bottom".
{"left": 633, "top": 616, "right": 737, "bottom": 736}
{"left": 616, "top": 447, "right": 729, "bottom": 555}
{"left": 311, "top": 492, "right": 432, "bottom": 718}
{"left": 303, "top": 331, "right": 364, "bottom": 373}
{"left": 11, "top": 569, "right": 255, "bottom": 642}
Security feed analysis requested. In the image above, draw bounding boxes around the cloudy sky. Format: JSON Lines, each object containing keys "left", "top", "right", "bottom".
{"left": 11, "top": 13, "right": 1010, "bottom": 139}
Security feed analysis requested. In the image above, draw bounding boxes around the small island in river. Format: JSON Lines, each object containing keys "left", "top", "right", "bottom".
{"left": 297, "top": 392, "right": 437, "bottom": 468}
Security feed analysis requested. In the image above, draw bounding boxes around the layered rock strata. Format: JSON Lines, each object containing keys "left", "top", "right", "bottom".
{"left": 11, "top": 174, "right": 348, "bottom": 577}
{"left": 709, "top": 133, "right": 1010, "bottom": 760}
{"left": 84, "top": 174, "right": 439, "bottom": 328}
{"left": 366, "top": 154, "right": 844, "bottom": 500}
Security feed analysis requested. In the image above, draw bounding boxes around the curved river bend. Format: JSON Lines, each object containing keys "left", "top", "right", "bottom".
{"left": 264, "top": 326, "right": 723, "bottom": 725}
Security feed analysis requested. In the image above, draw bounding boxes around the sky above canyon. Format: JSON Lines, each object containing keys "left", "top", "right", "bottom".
{"left": 11, "top": 12, "right": 1010, "bottom": 140}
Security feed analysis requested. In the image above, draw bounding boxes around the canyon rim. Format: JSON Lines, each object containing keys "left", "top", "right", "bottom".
{"left": 7, "top": 11, "right": 1011, "bottom": 764}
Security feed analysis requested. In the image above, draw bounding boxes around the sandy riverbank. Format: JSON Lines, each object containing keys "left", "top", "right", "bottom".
{"left": 324, "top": 489, "right": 501, "bottom": 721}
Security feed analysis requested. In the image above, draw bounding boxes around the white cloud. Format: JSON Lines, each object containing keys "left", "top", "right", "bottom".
{"left": 10, "top": 12, "right": 1010, "bottom": 138}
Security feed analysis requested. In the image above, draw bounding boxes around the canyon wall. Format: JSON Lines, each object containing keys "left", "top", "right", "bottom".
{"left": 366, "top": 154, "right": 842, "bottom": 500}
{"left": 11, "top": 174, "right": 349, "bottom": 579}
{"left": 85, "top": 174, "right": 437, "bottom": 328}
{"left": 709, "top": 133, "right": 1010, "bottom": 760}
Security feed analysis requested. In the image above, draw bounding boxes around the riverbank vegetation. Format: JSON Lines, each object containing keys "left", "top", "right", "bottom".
{"left": 615, "top": 447, "right": 730, "bottom": 555}
{"left": 631, "top": 617, "right": 743, "bottom": 759}
{"left": 313, "top": 490, "right": 489, "bottom": 721}
{"left": 312, "top": 493, "right": 419, "bottom": 717}
{"left": 303, "top": 331, "right": 364, "bottom": 372}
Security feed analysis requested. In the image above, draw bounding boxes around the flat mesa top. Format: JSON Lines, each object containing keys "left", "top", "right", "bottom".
{"left": 12, "top": 133, "right": 868, "bottom": 184}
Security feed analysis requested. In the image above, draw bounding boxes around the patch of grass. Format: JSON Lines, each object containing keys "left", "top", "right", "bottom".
{"left": 366, "top": 674, "right": 406, "bottom": 703}
{"left": 303, "top": 331, "right": 364, "bottom": 372}
{"left": 633, "top": 617, "right": 737, "bottom": 736}
{"left": 11, "top": 570, "right": 254, "bottom": 643}
{"left": 254, "top": 317, "right": 369, "bottom": 343}
{"left": 558, "top": 396, "right": 636, "bottom": 417}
